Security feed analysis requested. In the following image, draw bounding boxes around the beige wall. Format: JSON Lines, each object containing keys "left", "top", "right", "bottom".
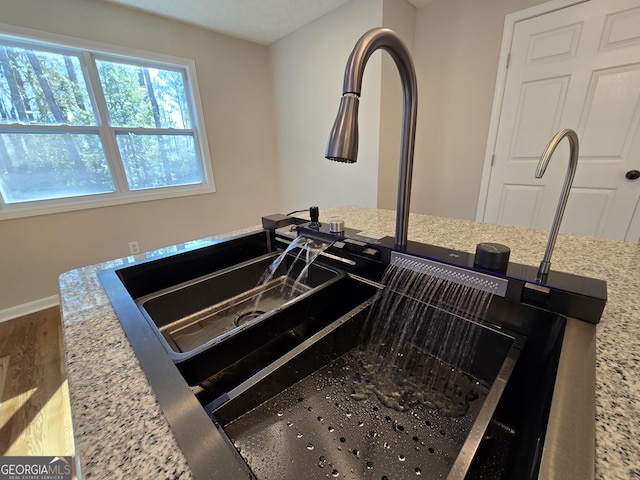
{"left": 409, "top": 0, "right": 548, "bottom": 219}
{"left": 270, "top": 0, "right": 384, "bottom": 212}
{"left": 0, "top": 0, "right": 280, "bottom": 312}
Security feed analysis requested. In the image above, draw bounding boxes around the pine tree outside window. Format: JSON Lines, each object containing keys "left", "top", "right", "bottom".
{"left": 0, "top": 31, "right": 213, "bottom": 219}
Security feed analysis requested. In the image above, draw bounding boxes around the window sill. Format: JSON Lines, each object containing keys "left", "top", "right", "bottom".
{"left": 0, "top": 184, "right": 216, "bottom": 221}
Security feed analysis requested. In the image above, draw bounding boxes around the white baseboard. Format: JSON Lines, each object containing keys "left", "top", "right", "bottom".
{"left": 0, "top": 295, "right": 60, "bottom": 323}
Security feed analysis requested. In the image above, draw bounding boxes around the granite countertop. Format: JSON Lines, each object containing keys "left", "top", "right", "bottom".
{"left": 59, "top": 206, "right": 639, "bottom": 479}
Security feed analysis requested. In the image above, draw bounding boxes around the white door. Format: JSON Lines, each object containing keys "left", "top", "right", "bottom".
{"left": 480, "top": 0, "right": 640, "bottom": 241}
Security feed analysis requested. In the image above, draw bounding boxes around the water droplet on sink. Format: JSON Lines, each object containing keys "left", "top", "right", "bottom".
{"left": 393, "top": 422, "right": 405, "bottom": 432}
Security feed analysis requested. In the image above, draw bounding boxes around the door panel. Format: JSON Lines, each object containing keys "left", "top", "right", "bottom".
{"left": 498, "top": 184, "right": 545, "bottom": 228}
{"left": 580, "top": 65, "right": 640, "bottom": 158}
{"left": 561, "top": 187, "right": 615, "bottom": 236}
{"left": 514, "top": 78, "right": 570, "bottom": 158}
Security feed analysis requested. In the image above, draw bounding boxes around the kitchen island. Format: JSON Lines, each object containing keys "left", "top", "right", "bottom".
{"left": 59, "top": 206, "right": 639, "bottom": 479}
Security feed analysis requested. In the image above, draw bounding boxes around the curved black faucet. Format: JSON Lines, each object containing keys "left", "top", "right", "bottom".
{"left": 325, "top": 28, "right": 418, "bottom": 250}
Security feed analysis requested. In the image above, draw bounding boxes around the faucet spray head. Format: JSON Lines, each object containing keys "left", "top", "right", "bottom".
{"left": 325, "top": 93, "right": 359, "bottom": 163}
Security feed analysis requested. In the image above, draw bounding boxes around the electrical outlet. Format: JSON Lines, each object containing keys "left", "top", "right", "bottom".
{"left": 128, "top": 241, "right": 140, "bottom": 255}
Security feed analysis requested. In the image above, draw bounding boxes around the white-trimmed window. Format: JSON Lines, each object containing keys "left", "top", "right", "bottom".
{"left": 0, "top": 29, "right": 213, "bottom": 220}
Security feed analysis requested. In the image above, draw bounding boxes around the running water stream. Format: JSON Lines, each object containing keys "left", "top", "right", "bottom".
{"left": 370, "top": 257, "right": 492, "bottom": 369}
{"left": 351, "top": 257, "right": 495, "bottom": 416}
{"left": 252, "top": 235, "right": 333, "bottom": 308}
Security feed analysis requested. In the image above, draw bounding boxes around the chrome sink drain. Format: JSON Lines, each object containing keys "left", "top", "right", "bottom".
{"left": 235, "top": 310, "right": 266, "bottom": 326}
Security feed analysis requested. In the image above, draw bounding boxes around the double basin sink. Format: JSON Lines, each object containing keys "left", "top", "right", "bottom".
{"left": 99, "top": 228, "right": 573, "bottom": 479}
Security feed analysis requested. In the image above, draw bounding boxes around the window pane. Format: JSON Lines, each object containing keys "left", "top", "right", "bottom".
{"left": 97, "top": 60, "right": 191, "bottom": 129}
{"left": 0, "top": 132, "right": 114, "bottom": 203}
{"left": 116, "top": 132, "right": 201, "bottom": 190}
{"left": 0, "top": 45, "right": 96, "bottom": 126}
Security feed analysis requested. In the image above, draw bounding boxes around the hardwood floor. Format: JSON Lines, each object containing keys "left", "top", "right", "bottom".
{"left": 0, "top": 306, "right": 75, "bottom": 457}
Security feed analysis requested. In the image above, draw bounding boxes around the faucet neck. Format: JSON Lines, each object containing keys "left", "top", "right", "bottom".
{"left": 341, "top": 29, "right": 417, "bottom": 98}
{"left": 535, "top": 128, "right": 579, "bottom": 282}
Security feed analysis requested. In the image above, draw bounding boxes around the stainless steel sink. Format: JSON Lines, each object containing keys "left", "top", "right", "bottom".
{"left": 138, "top": 250, "right": 339, "bottom": 345}
{"left": 138, "top": 253, "right": 321, "bottom": 355}
{"left": 202, "top": 269, "right": 570, "bottom": 480}
{"left": 139, "top": 251, "right": 349, "bottom": 386}
{"left": 98, "top": 226, "right": 588, "bottom": 479}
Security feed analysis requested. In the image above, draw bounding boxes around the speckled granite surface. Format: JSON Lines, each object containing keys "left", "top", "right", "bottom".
{"left": 59, "top": 206, "right": 639, "bottom": 479}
